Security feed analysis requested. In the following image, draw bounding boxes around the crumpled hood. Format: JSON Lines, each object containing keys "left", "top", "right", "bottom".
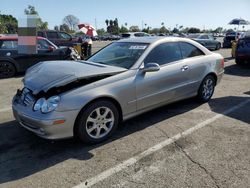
{"left": 24, "top": 60, "right": 127, "bottom": 94}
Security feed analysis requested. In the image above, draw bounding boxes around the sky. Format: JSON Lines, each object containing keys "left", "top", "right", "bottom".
{"left": 1, "top": 0, "right": 250, "bottom": 31}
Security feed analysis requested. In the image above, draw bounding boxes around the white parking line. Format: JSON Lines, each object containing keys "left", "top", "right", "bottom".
{"left": 73, "top": 97, "right": 250, "bottom": 188}
{"left": 0, "top": 107, "right": 12, "bottom": 113}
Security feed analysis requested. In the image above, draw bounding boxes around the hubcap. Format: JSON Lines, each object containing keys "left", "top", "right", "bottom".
{"left": 85, "top": 107, "right": 114, "bottom": 139}
{"left": 202, "top": 78, "right": 214, "bottom": 100}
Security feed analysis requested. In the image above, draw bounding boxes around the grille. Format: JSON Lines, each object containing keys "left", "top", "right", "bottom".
{"left": 20, "top": 88, "right": 35, "bottom": 106}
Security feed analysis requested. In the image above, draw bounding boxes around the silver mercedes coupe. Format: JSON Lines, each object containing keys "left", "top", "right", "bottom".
{"left": 12, "top": 37, "right": 224, "bottom": 143}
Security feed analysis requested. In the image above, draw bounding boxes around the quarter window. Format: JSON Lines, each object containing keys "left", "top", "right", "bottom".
{"left": 144, "top": 42, "right": 182, "bottom": 66}
{"left": 179, "top": 42, "right": 205, "bottom": 58}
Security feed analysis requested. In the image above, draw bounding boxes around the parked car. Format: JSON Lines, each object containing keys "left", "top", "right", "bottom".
{"left": 187, "top": 34, "right": 221, "bottom": 50}
{"left": 222, "top": 32, "right": 244, "bottom": 48}
{"left": 235, "top": 36, "right": 250, "bottom": 65}
{"left": 0, "top": 36, "right": 80, "bottom": 78}
{"left": 121, "top": 32, "right": 150, "bottom": 38}
{"left": 12, "top": 37, "right": 224, "bottom": 143}
{"left": 223, "top": 32, "right": 236, "bottom": 48}
{"left": 38, "top": 30, "right": 92, "bottom": 57}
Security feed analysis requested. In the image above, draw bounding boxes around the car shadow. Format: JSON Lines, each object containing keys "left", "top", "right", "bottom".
{"left": 0, "top": 97, "right": 203, "bottom": 184}
{"left": 224, "top": 64, "right": 250, "bottom": 77}
{"left": 224, "top": 57, "right": 234, "bottom": 61}
{"left": 208, "top": 92, "right": 250, "bottom": 125}
{"left": 1, "top": 92, "right": 249, "bottom": 184}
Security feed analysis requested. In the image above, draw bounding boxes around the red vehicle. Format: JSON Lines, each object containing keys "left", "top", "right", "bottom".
{"left": 37, "top": 30, "right": 92, "bottom": 57}
{"left": 0, "top": 36, "right": 80, "bottom": 78}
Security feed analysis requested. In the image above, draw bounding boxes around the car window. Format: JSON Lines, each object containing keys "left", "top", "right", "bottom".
{"left": 179, "top": 42, "right": 205, "bottom": 58}
{"left": 121, "top": 33, "right": 131, "bottom": 38}
{"left": 58, "top": 32, "right": 71, "bottom": 40}
{"left": 0, "top": 40, "right": 17, "bottom": 49}
{"left": 208, "top": 35, "right": 214, "bottom": 40}
{"left": 88, "top": 42, "right": 148, "bottom": 69}
{"left": 144, "top": 42, "right": 182, "bottom": 66}
{"left": 37, "top": 39, "right": 51, "bottom": 50}
{"left": 47, "top": 32, "right": 58, "bottom": 39}
{"left": 200, "top": 35, "right": 209, "bottom": 39}
{"left": 134, "top": 33, "right": 144, "bottom": 37}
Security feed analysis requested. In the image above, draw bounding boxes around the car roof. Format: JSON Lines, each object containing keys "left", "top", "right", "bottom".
{"left": 117, "top": 36, "right": 194, "bottom": 44}
{"left": 0, "top": 36, "right": 45, "bottom": 40}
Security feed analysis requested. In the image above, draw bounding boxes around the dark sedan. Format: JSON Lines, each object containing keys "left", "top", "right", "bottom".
{"left": 187, "top": 34, "right": 221, "bottom": 51}
{"left": 0, "top": 36, "right": 80, "bottom": 78}
{"left": 235, "top": 36, "right": 250, "bottom": 65}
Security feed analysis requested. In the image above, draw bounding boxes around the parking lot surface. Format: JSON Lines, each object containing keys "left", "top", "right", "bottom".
{"left": 0, "top": 42, "right": 249, "bottom": 188}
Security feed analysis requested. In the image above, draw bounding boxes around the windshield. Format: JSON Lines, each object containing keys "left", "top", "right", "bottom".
{"left": 88, "top": 42, "right": 148, "bottom": 69}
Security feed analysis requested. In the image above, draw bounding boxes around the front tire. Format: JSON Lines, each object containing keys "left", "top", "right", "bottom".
{"left": 197, "top": 75, "right": 216, "bottom": 103}
{"left": 75, "top": 100, "right": 119, "bottom": 144}
{"left": 0, "top": 61, "right": 16, "bottom": 78}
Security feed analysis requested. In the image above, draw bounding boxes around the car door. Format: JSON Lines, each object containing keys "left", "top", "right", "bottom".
{"left": 135, "top": 42, "right": 191, "bottom": 110}
{"left": 179, "top": 42, "right": 207, "bottom": 94}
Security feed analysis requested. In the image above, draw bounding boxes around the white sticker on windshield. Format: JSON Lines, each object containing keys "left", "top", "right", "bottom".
{"left": 129, "top": 45, "right": 147, "bottom": 50}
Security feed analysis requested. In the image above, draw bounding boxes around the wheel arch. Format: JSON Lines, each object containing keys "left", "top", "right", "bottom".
{"left": 204, "top": 72, "right": 218, "bottom": 85}
{"left": 0, "top": 58, "right": 20, "bottom": 72}
{"left": 73, "top": 96, "right": 123, "bottom": 136}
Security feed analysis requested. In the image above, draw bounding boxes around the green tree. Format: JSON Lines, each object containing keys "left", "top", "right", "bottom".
{"left": 129, "top": 25, "right": 140, "bottom": 32}
{"left": 24, "top": 5, "right": 48, "bottom": 30}
{"left": 159, "top": 26, "right": 169, "bottom": 34}
{"left": 96, "top": 28, "right": 106, "bottom": 35}
{"left": 0, "top": 14, "right": 17, "bottom": 34}
{"left": 105, "top": 19, "right": 109, "bottom": 27}
{"left": 188, "top": 27, "right": 201, "bottom": 33}
{"left": 120, "top": 25, "right": 128, "bottom": 33}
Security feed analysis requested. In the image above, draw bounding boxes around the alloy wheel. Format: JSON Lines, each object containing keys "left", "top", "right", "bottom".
{"left": 85, "top": 107, "right": 115, "bottom": 139}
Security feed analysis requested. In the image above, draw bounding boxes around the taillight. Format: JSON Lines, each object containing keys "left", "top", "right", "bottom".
{"left": 220, "top": 59, "right": 224, "bottom": 68}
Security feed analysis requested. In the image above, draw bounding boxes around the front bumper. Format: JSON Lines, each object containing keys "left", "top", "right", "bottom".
{"left": 12, "top": 95, "right": 79, "bottom": 140}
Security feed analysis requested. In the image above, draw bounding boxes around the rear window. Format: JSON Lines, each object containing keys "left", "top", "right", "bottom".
{"left": 121, "top": 33, "right": 131, "bottom": 38}
{"left": 0, "top": 40, "right": 17, "bottom": 49}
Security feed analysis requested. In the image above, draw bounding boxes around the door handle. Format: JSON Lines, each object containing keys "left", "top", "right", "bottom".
{"left": 181, "top": 65, "right": 189, "bottom": 71}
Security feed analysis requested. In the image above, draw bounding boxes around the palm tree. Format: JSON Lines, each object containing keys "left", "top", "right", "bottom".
{"left": 109, "top": 20, "right": 113, "bottom": 26}
{"left": 105, "top": 19, "right": 109, "bottom": 26}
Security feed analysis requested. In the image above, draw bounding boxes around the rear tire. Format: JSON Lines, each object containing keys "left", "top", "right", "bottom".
{"left": 75, "top": 100, "right": 119, "bottom": 144}
{"left": 216, "top": 43, "right": 221, "bottom": 50}
{"left": 197, "top": 75, "right": 216, "bottom": 103}
{"left": 0, "top": 61, "right": 16, "bottom": 78}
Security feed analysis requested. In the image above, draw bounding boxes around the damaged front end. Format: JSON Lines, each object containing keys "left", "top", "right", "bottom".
{"left": 14, "top": 73, "right": 118, "bottom": 114}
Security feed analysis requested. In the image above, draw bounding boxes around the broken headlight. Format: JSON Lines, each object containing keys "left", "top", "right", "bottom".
{"left": 33, "top": 96, "right": 60, "bottom": 113}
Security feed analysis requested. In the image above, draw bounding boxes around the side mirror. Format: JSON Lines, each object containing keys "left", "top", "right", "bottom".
{"left": 141, "top": 63, "right": 160, "bottom": 73}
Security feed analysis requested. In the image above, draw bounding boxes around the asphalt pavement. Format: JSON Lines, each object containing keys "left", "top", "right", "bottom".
{"left": 0, "top": 42, "right": 249, "bottom": 188}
